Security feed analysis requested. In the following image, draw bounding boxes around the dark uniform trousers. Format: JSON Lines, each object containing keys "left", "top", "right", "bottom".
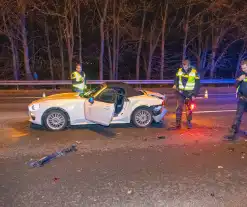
{"left": 176, "top": 93, "right": 192, "bottom": 124}
{"left": 232, "top": 98, "right": 247, "bottom": 132}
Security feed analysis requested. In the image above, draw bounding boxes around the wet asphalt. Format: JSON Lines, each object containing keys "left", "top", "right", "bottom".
{"left": 1, "top": 91, "right": 247, "bottom": 206}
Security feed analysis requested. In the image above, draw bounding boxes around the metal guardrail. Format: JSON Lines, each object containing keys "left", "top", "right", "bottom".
{"left": 0, "top": 79, "right": 235, "bottom": 86}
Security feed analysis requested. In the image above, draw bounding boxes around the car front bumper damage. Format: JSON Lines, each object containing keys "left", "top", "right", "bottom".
{"left": 152, "top": 106, "right": 167, "bottom": 123}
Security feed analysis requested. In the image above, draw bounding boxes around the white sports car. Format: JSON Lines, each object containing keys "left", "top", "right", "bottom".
{"left": 28, "top": 82, "right": 167, "bottom": 131}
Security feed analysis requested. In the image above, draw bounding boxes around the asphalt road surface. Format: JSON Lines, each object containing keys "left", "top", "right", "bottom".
{"left": 1, "top": 90, "right": 247, "bottom": 207}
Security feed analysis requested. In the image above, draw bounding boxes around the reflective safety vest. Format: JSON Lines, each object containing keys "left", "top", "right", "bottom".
{"left": 236, "top": 77, "right": 247, "bottom": 95}
{"left": 71, "top": 71, "right": 86, "bottom": 91}
{"left": 176, "top": 68, "right": 199, "bottom": 91}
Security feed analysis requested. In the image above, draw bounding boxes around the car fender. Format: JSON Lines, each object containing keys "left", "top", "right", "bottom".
{"left": 130, "top": 104, "right": 152, "bottom": 120}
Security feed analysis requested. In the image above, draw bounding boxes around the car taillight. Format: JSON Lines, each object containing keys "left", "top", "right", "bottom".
{"left": 162, "top": 100, "right": 166, "bottom": 106}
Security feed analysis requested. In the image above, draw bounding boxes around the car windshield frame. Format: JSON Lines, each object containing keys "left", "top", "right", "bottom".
{"left": 80, "top": 84, "right": 106, "bottom": 98}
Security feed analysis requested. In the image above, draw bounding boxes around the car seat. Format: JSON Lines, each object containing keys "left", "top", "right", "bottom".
{"left": 114, "top": 89, "right": 125, "bottom": 115}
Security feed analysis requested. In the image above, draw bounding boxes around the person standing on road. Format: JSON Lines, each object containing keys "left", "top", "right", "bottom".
{"left": 170, "top": 59, "right": 200, "bottom": 129}
{"left": 71, "top": 63, "right": 87, "bottom": 93}
{"left": 225, "top": 60, "right": 247, "bottom": 140}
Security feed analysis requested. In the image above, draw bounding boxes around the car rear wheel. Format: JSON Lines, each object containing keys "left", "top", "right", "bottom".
{"left": 43, "top": 109, "right": 68, "bottom": 131}
{"left": 132, "top": 107, "right": 153, "bottom": 128}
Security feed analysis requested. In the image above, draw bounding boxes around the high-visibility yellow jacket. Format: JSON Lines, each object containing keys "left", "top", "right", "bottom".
{"left": 236, "top": 71, "right": 247, "bottom": 98}
{"left": 71, "top": 71, "right": 86, "bottom": 92}
{"left": 175, "top": 67, "right": 200, "bottom": 96}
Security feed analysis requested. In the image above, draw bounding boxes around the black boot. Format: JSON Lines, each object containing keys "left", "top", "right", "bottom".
{"left": 168, "top": 120, "right": 181, "bottom": 130}
{"left": 187, "top": 121, "right": 192, "bottom": 129}
{"left": 224, "top": 127, "right": 237, "bottom": 140}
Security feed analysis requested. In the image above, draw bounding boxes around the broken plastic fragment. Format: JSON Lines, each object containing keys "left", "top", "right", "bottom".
{"left": 218, "top": 166, "right": 223, "bottom": 169}
{"left": 158, "top": 136, "right": 166, "bottom": 139}
{"left": 27, "top": 144, "right": 77, "bottom": 168}
{"left": 127, "top": 190, "right": 133, "bottom": 195}
{"left": 228, "top": 147, "right": 235, "bottom": 152}
{"left": 53, "top": 177, "right": 60, "bottom": 182}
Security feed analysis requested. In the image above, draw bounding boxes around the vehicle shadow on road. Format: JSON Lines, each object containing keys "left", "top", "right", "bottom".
{"left": 28, "top": 121, "right": 166, "bottom": 139}
{"left": 70, "top": 122, "right": 166, "bottom": 138}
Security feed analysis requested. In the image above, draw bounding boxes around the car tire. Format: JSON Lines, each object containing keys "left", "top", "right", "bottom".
{"left": 43, "top": 109, "right": 68, "bottom": 131}
{"left": 132, "top": 107, "right": 153, "bottom": 128}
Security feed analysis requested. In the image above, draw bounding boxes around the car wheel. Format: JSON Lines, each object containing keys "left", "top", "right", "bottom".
{"left": 132, "top": 107, "right": 153, "bottom": 128}
{"left": 43, "top": 109, "right": 68, "bottom": 131}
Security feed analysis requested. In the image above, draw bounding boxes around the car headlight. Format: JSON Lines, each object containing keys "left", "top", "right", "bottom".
{"left": 29, "top": 103, "right": 40, "bottom": 111}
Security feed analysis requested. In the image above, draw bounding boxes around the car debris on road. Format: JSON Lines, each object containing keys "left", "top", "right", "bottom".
{"left": 27, "top": 144, "right": 77, "bottom": 168}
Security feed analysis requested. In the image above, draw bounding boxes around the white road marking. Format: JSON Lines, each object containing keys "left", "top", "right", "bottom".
{"left": 0, "top": 97, "right": 41, "bottom": 99}
{"left": 189, "top": 110, "right": 236, "bottom": 114}
{"left": 0, "top": 115, "right": 28, "bottom": 120}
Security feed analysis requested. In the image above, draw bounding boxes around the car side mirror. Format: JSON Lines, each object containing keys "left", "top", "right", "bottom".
{"left": 88, "top": 97, "right": 94, "bottom": 104}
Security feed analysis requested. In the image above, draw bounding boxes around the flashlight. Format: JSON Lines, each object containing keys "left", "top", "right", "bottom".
{"left": 185, "top": 98, "right": 196, "bottom": 111}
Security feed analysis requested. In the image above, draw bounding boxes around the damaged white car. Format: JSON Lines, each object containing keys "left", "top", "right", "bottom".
{"left": 28, "top": 82, "right": 167, "bottom": 131}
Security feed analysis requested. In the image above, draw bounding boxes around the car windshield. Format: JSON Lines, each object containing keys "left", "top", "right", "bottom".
{"left": 80, "top": 84, "right": 105, "bottom": 98}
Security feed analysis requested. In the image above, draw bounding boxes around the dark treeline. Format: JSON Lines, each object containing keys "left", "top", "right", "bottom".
{"left": 0, "top": 0, "right": 247, "bottom": 80}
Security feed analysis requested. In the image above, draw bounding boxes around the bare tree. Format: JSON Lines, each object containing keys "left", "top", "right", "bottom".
{"left": 135, "top": 2, "right": 148, "bottom": 80}
{"left": 106, "top": 28, "right": 113, "bottom": 79}
{"left": 146, "top": 19, "right": 161, "bottom": 80}
{"left": 57, "top": 18, "right": 65, "bottom": 80}
{"left": 182, "top": 5, "right": 191, "bottom": 61}
{"left": 64, "top": 0, "right": 76, "bottom": 75}
{"left": 94, "top": 0, "right": 109, "bottom": 80}
{"left": 105, "top": 0, "right": 133, "bottom": 79}
{"left": 44, "top": 17, "right": 54, "bottom": 80}
{"left": 77, "top": 0, "right": 83, "bottom": 66}
{"left": 160, "top": 1, "right": 168, "bottom": 80}
{"left": 236, "top": 40, "right": 247, "bottom": 75}
{"left": 0, "top": 9, "right": 20, "bottom": 80}
{"left": 18, "top": 0, "right": 33, "bottom": 80}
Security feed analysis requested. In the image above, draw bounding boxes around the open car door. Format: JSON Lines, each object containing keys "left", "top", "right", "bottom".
{"left": 84, "top": 88, "right": 116, "bottom": 126}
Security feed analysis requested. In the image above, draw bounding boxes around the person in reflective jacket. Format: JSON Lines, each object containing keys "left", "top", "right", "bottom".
{"left": 171, "top": 59, "right": 200, "bottom": 129}
{"left": 225, "top": 60, "right": 247, "bottom": 140}
{"left": 71, "top": 63, "right": 86, "bottom": 93}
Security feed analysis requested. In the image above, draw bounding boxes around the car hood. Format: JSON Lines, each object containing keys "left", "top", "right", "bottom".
{"left": 34, "top": 92, "right": 84, "bottom": 103}
{"left": 141, "top": 90, "right": 165, "bottom": 100}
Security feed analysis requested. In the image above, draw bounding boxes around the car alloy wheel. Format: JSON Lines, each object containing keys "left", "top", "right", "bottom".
{"left": 134, "top": 108, "right": 152, "bottom": 127}
{"left": 45, "top": 110, "right": 67, "bottom": 131}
